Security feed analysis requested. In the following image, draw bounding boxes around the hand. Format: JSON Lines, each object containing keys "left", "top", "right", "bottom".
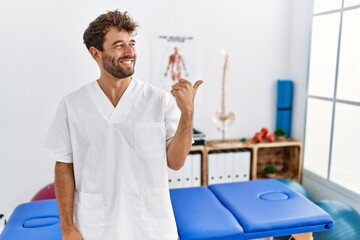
{"left": 170, "top": 79, "right": 203, "bottom": 114}
{"left": 62, "top": 228, "right": 83, "bottom": 240}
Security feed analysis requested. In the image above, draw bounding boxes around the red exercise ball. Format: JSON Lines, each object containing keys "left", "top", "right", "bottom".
{"left": 31, "top": 183, "right": 56, "bottom": 201}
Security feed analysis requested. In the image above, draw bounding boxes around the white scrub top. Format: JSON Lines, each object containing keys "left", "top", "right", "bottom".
{"left": 44, "top": 79, "right": 180, "bottom": 240}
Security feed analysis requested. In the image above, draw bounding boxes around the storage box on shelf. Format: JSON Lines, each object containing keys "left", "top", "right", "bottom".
{"left": 249, "top": 138, "right": 302, "bottom": 182}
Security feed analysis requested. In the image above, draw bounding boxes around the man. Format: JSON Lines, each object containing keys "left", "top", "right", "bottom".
{"left": 44, "top": 10, "right": 202, "bottom": 240}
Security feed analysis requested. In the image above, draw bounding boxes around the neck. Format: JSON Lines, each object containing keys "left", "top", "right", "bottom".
{"left": 97, "top": 75, "right": 132, "bottom": 107}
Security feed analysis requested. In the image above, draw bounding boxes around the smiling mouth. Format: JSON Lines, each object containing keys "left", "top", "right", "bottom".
{"left": 119, "top": 60, "right": 134, "bottom": 65}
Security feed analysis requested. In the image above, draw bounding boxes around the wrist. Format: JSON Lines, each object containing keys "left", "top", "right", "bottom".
{"left": 61, "top": 226, "right": 78, "bottom": 236}
{"left": 180, "top": 110, "right": 194, "bottom": 120}
{"left": 60, "top": 219, "right": 76, "bottom": 234}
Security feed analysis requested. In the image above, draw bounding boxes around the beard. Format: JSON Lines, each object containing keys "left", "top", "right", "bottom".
{"left": 102, "top": 53, "right": 136, "bottom": 79}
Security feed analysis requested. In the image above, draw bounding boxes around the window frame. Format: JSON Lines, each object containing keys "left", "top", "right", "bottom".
{"left": 304, "top": 0, "right": 360, "bottom": 199}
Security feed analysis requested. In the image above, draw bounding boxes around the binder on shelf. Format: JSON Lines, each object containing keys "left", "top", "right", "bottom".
{"left": 232, "top": 150, "right": 242, "bottom": 182}
{"left": 192, "top": 153, "right": 201, "bottom": 187}
{"left": 168, "top": 168, "right": 176, "bottom": 189}
{"left": 232, "top": 150, "right": 250, "bottom": 182}
{"left": 216, "top": 151, "right": 227, "bottom": 184}
{"left": 168, "top": 152, "right": 202, "bottom": 189}
{"left": 208, "top": 151, "right": 218, "bottom": 185}
{"left": 173, "top": 166, "right": 183, "bottom": 189}
{"left": 240, "top": 151, "right": 251, "bottom": 181}
{"left": 182, "top": 154, "right": 193, "bottom": 188}
{"left": 224, "top": 151, "right": 233, "bottom": 183}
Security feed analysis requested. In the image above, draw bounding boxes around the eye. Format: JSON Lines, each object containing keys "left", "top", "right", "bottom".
{"left": 114, "top": 44, "right": 123, "bottom": 49}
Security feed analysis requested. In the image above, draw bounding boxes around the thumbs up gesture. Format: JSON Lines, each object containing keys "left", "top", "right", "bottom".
{"left": 171, "top": 79, "right": 203, "bottom": 114}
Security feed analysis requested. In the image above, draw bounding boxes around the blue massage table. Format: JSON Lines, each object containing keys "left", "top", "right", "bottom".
{"left": 0, "top": 179, "right": 333, "bottom": 240}
{"left": 0, "top": 199, "right": 61, "bottom": 240}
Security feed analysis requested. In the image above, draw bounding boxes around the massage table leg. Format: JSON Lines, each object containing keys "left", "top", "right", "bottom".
{"left": 261, "top": 232, "right": 312, "bottom": 240}
{"left": 292, "top": 232, "right": 313, "bottom": 240}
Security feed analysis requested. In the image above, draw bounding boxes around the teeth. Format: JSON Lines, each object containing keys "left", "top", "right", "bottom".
{"left": 121, "top": 60, "right": 132, "bottom": 64}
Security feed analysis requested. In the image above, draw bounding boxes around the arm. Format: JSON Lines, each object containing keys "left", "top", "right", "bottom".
{"left": 167, "top": 79, "right": 203, "bottom": 170}
{"left": 55, "top": 162, "right": 83, "bottom": 240}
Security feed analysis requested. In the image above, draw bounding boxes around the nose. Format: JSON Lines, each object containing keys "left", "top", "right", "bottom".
{"left": 123, "top": 44, "right": 135, "bottom": 57}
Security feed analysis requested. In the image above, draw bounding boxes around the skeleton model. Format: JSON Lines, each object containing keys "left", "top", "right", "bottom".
{"left": 212, "top": 49, "right": 235, "bottom": 140}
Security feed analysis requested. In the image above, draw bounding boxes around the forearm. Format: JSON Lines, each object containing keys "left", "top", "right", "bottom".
{"left": 55, "top": 162, "right": 76, "bottom": 234}
{"left": 166, "top": 111, "right": 193, "bottom": 170}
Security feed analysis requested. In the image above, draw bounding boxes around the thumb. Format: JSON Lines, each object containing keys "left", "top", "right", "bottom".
{"left": 193, "top": 80, "right": 203, "bottom": 93}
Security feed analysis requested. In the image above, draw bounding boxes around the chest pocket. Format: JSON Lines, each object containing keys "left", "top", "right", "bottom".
{"left": 135, "top": 122, "right": 166, "bottom": 159}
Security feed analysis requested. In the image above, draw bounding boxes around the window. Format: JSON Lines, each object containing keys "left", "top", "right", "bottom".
{"left": 308, "top": 13, "right": 340, "bottom": 98}
{"left": 304, "top": 99, "right": 332, "bottom": 178}
{"left": 313, "top": 0, "right": 342, "bottom": 14}
{"left": 331, "top": 103, "right": 360, "bottom": 193}
{"left": 344, "top": 0, "right": 360, "bottom": 7}
{"left": 304, "top": 0, "right": 360, "bottom": 195}
{"left": 337, "top": 8, "right": 360, "bottom": 102}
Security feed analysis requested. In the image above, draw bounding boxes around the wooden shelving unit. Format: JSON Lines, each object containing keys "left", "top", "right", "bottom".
{"left": 190, "top": 139, "right": 302, "bottom": 186}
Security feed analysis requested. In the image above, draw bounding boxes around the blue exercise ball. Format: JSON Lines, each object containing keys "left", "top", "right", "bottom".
{"left": 314, "top": 200, "right": 360, "bottom": 240}
{"left": 277, "top": 178, "right": 313, "bottom": 200}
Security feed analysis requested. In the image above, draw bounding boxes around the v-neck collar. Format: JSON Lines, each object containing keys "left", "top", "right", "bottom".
{"left": 86, "top": 78, "right": 136, "bottom": 123}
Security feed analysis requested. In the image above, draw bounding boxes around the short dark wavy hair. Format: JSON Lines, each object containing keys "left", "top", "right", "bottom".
{"left": 83, "top": 10, "right": 139, "bottom": 51}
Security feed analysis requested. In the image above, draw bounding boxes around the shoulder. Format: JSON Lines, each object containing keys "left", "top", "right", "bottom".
{"left": 133, "top": 78, "right": 169, "bottom": 97}
{"left": 63, "top": 81, "right": 95, "bottom": 104}
{"left": 132, "top": 79, "right": 175, "bottom": 107}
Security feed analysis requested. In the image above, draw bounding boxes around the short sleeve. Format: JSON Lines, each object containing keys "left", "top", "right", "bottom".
{"left": 164, "top": 93, "right": 181, "bottom": 147}
{"left": 43, "top": 98, "right": 73, "bottom": 163}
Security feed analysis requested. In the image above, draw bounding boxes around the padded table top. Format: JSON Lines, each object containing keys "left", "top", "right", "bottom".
{"left": 170, "top": 187, "right": 244, "bottom": 240}
{"left": 208, "top": 179, "right": 334, "bottom": 239}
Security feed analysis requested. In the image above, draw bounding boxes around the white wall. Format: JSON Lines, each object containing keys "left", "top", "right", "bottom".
{"left": 288, "top": 0, "right": 314, "bottom": 141}
{"left": 0, "top": 0, "right": 312, "bottom": 218}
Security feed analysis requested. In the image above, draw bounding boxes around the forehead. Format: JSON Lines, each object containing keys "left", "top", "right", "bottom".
{"left": 103, "top": 27, "right": 134, "bottom": 44}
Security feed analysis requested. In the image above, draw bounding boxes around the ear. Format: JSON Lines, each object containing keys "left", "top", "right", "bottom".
{"left": 89, "top": 46, "right": 102, "bottom": 61}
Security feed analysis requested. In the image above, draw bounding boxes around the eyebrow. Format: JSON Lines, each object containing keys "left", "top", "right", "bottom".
{"left": 112, "top": 39, "right": 136, "bottom": 46}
